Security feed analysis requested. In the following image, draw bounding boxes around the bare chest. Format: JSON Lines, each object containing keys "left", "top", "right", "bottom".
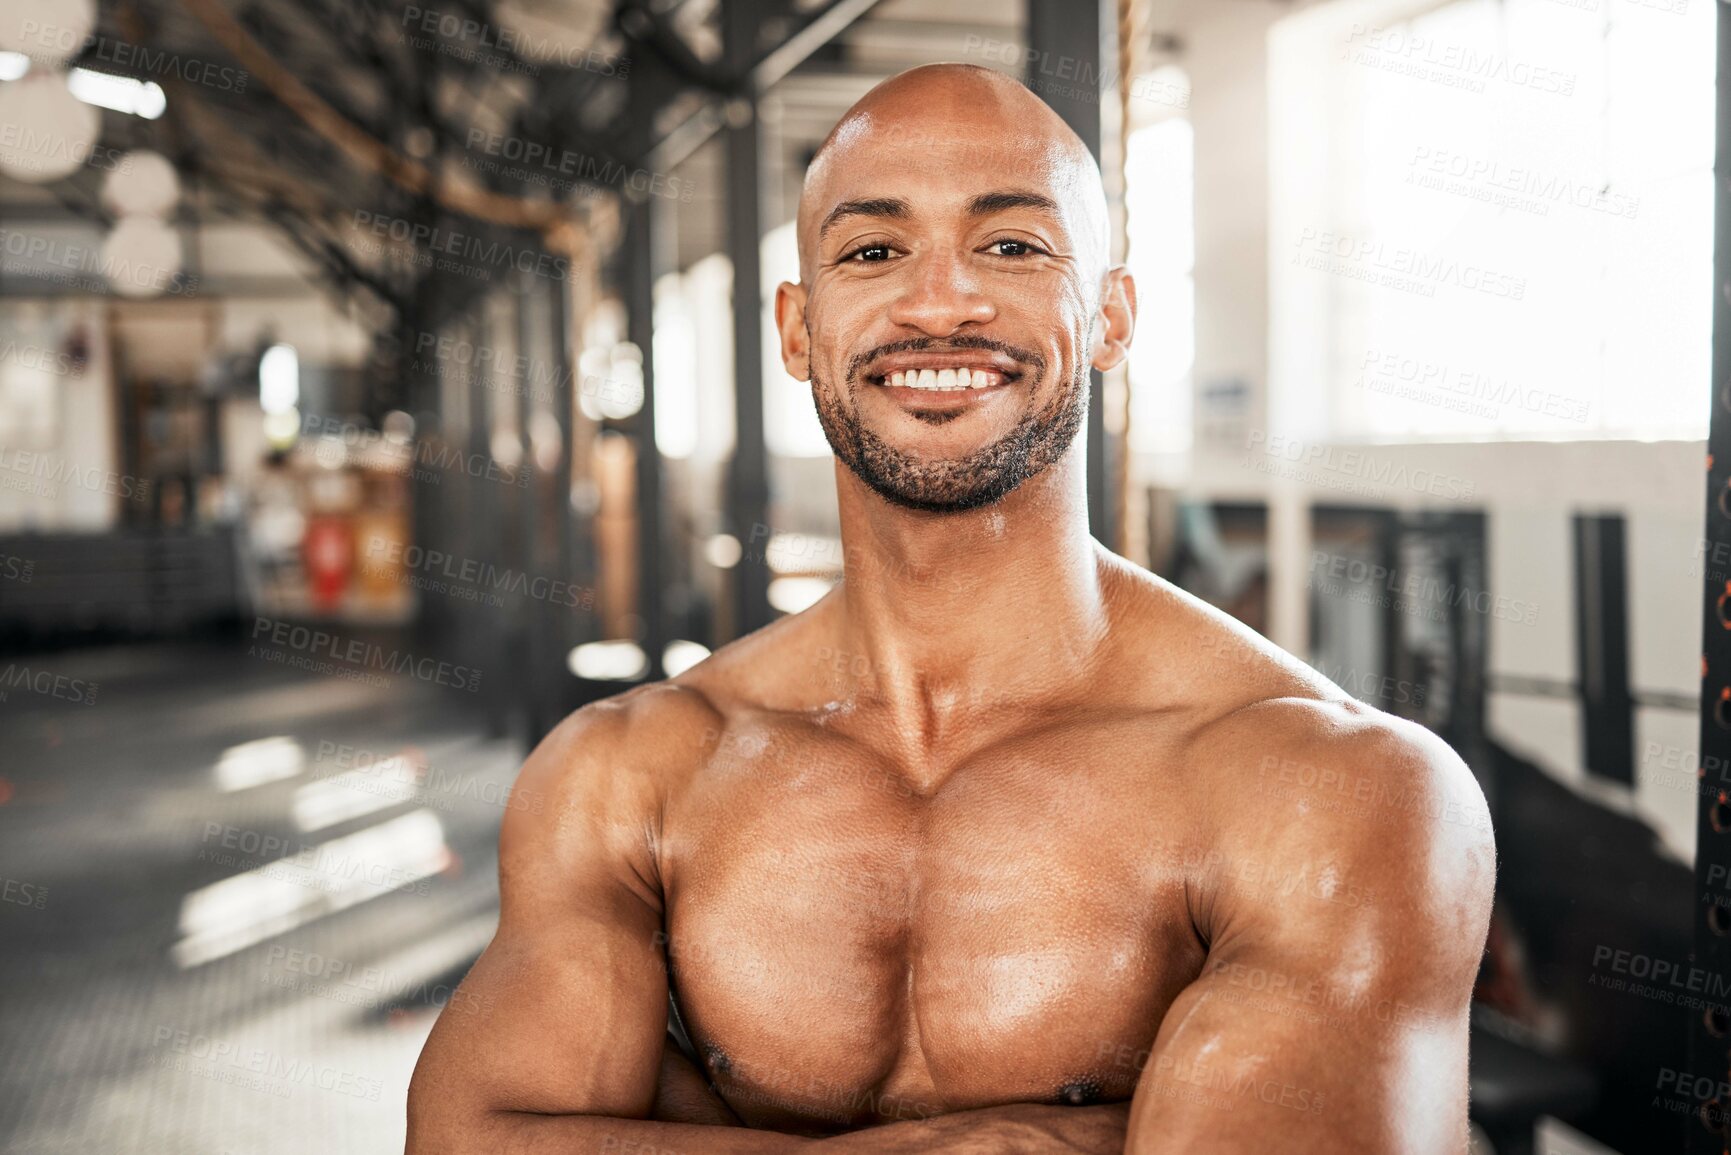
{"left": 660, "top": 716, "right": 1207, "bottom": 1132}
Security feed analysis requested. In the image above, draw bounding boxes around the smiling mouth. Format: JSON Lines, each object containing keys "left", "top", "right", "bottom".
{"left": 870, "top": 367, "right": 1015, "bottom": 392}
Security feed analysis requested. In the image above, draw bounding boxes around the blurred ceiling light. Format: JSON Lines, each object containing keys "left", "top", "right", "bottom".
{"left": 262, "top": 407, "right": 301, "bottom": 450}
{"left": 172, "top": 809, "right": 451, "bottom": 968}
{"left": 258, "top": 343, "right": 299, "bottom": 413}
{"left": 767, "top": 575, "right": 833, "bottom": 615}
{"left": 704, "top": 533, "right": 742, "bottom": 569}
{"left": 0, "top": 52, "right": 28, "bottom": 82}
{"left": 101, "top": 215, "right": 182, "bottom": 297}
{"left": 214, "top": 736, "right": 306, "bottom": 792}
{"left": 663, "top": 639, "right": 712, "bottom": 678}
{"left": 0, "top": 71, "right": 99, "bottom": 183}
{"left": 0, "top": 0, "right": 95, "bottom": 67}
{"left": 67, "top": 68, "right": 165, "bottom": 119}
{"left": 382, "top": 409, "right": 415, "bottom": 443}
{"left": 101, "top": 150, "right": 179, "bottom": 217}
{"left": 577, "top": 342, "right": 646, "bottom": 421}
{"left": 568, "top": 640, "right": 649, "bottom": 682}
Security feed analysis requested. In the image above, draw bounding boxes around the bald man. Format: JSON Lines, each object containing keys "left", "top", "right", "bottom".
{"left": 406, "top": 65, "right": 1495, "bottom": 1154}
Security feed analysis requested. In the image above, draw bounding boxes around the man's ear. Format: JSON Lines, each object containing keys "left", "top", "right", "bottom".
{"left": 1089, "top": 266, "right": 1137, "bottom": 373}
{"left": 774, "top": 281, "right": 810, "bottom": 382}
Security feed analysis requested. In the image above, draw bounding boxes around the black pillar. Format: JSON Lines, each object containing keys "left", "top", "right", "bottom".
{"left": 725, "top": 0, "right": 776, "bottom": 637}
{"left": 1027, "top": 0, "right": 1118, "bottom": 548}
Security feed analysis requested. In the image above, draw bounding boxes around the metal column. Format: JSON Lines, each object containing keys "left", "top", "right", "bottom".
{"left": 1688, "top": 0, "right": 1731, "bottom": 1148}
{"left": 725, "top": 0, "right": 776, "bottom": 637}
{"left": 624, "top": 193, "right": 669, "bottom": 679}
{"left": 1027, "top": 0, "right": 1118, "bottom": 548}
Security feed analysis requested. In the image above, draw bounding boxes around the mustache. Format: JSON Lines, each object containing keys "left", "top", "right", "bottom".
{"left": 844, "top": 335, "right": 1047, "bottom": 385}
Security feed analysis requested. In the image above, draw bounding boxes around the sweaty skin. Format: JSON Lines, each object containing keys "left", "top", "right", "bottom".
{"left": 407, "top": 64, "right": 1496, "bottom": 1154}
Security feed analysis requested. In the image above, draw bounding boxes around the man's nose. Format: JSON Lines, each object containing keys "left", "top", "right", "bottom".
{"left": 885, "top": 249, "right": 995, "bottom": 335}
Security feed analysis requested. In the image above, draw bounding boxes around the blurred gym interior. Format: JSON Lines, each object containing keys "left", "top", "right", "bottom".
{"left": 0, "top": 0, "right": 1724, "bottom": 1152}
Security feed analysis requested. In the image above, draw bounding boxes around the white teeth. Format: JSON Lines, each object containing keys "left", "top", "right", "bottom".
{"left": 884, "top": 366, "right": 1003, "bottom": 390}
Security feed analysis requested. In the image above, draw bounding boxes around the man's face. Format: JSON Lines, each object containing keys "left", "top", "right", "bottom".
{"left": 781, "top": 96, "right": 1123, "bottom": 513}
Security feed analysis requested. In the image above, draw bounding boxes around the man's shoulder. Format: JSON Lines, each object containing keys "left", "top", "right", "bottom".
{"left": 1194, "top": 693, "right": 1496, "bottom": 917}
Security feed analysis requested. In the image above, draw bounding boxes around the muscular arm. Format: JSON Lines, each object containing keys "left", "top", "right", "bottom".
{"left": 1124, "top": 703, "right": 1496, "bottom": 1155}
{"left": 407, "top": 693, "right": 1128, "bottom": 1154}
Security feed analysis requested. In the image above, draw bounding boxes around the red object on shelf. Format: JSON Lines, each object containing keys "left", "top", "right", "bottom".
{"left": 303, "top": 515, "right": 353, "bottom": 610}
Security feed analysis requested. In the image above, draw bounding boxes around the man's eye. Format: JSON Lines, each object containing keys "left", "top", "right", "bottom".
{"left": 991, "top": 239, "right": 1042, "bottom": 257}
{"left": 845, "top": 244, "right": 894, "bottom": 262}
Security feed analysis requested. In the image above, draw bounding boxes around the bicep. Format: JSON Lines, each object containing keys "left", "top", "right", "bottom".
{"left": 1127, "top": 714, "right": 1494, "bottom": 1154}
{"left": 408, "top": 706, "right": 671, "bottom": 1135}
{"left": 1123, "top": 935, "right": 1470, "bottom": 1154}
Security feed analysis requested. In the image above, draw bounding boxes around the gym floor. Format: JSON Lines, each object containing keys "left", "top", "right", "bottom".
{"left": 0, "top": 640, "right": 520, "bottom": 1154}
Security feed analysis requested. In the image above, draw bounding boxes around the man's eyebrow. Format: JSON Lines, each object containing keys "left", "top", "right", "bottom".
{"left": 967, "top": 190, "right": 1062, "bottom": 218}
{"left": 819, "top": 197, "right": 911, "bottom": 242}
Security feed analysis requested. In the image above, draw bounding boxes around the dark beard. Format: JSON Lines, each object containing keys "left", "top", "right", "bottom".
{"left": 812, "top": 336, "right": 1088, "bottom": 514}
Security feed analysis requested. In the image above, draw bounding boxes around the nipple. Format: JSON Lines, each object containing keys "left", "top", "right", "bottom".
{"left": 1056, "top": 1079, "right": 1103, "bottom": 1106}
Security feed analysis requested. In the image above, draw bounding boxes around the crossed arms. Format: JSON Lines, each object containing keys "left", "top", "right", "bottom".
{"left": 405, "top": 692, "right": 1495, "bottom": 1155}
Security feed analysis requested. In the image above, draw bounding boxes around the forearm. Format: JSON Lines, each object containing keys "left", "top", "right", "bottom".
{"left": 812, "top": 1102, "right": 1129, "bottom": 1154}
{"left": 416, "top": 1101, "right": 1126, "bottom": 1155}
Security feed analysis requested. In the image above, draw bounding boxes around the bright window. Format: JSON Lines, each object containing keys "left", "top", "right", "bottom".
{"left": 1125, "top": 111, "right": 1196, "bottom": 455}
{"left": 1269, "top": 0, "right": 1713, "bottom": 443}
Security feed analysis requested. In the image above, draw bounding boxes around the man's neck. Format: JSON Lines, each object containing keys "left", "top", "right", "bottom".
{"left": 829, "top": 452, "right": 1110, "bottom": 745}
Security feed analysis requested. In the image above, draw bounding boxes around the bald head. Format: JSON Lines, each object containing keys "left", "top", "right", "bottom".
{"left": 795, "top": 64, "right": 1110, "bottom": 286}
